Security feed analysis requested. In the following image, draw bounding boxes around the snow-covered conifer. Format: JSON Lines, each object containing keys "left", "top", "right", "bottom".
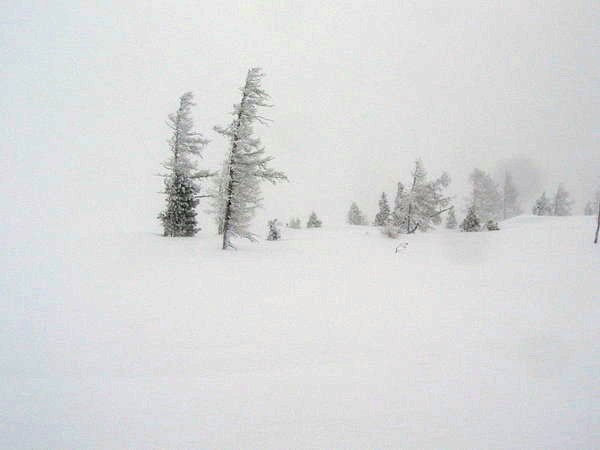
{"left": 469, "top": 168, "right": 502, "bottom": 222}
{"left": 502, "top": 172, "right": 521, "bottom": 219}
{"left": 266, "top": 219, "right": 281, "bottom": 241}
{"left": 532, "top": 192, "right": 552, "bottom": 215}
{"left": 158, "top": 92, "right": 209, "bottom": 236}
{"left": 307, "top": 211, "right": 322, "bottom": 228}
{"left": 445, "top": 208, "right": 457, "bottom": 229}
{"left": 288, "top": 217, "right": 301, "bottom": 229}
{"left": 552, "top": 184, "right": 573, "bottom": 216}
{"left": 212, "top": 68, "right": 287, "bottom": 249}
{"left": 391, "top": 182, "right": 405, "bottom": 227}
{"left": 159, "top": 173, "right": 199, "bottom": 236}
{"left": 392, "top": 160, "right": 451, "bottom": 233}
{"left": 373, "top": 192, "right": 390, "bottom": 226}
{"left": 461, "top": 206, "right": 481, "bottom": 232}
{"left": 430, "top": 172, "right": 451, "bottom": 226}
{"left": 347, "top": 202, "right": 367, "bottom": 225}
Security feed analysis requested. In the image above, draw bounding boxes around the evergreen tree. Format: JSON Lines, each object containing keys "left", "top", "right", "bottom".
{"left": 391, "top": 182, "right": 405, "bottom": 227}
{"left": 347, "top": 202, "right": 367, "bottom": 225}
{"left": 502, "top": 172, "right": 521, "bottom": 219}
{"left": 461, "top": 206, "right": 481, "bottom": 232}
{"left": 307, "top": 212, "right": 322, "bottom": 228}
{"left": 469, "top": 168, "right": 502, "bottom": 222}
{"left": 288, "top": 217, "right": 302, "bottom": 229}
{"left": 266, "top": 219, "right": 281, "bottom": 241}
{"left": 373, "top": 192, "right": 390, "bottom": 226}
{"left": 212, "top": 68, "right": 287, "bottom": 249}
{"left": 430, "top": 172, "right": 452, "bottom": 226}
{"left": 392, "top": 159, "right": 451, "bottom": 233}
{"left": 445, "top": 208, "right": 457, "bottom": 229}
{"left": 532, "top": 192, "right": 552, "bottom": 215}
{"left": 553, "top": 184, "right": 573, "bottom": 216}
{"left": 158, "top": 92, "right": 208, "bottom": 236}
{"left": 159, "top": 172, "right": 199, "bottom": 236}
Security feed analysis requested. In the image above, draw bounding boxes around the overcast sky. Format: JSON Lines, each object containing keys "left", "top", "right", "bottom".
{"left": 2, "top": 0, "right": 598, "bottom": 234}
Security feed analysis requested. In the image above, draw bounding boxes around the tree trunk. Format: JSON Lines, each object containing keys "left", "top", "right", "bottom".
{"left": 594, "top": 200, "right": 600, "bottom": 244}
{"left": 221, "top": 161, "right": 235, "bottom": 249}
{"left": 221, "top": 71, "right": 251, "bottom": 250}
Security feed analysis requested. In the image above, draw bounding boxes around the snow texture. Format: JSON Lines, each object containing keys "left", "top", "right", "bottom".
{"left": 1, "top": 216, "right": 599, "bottom": 449}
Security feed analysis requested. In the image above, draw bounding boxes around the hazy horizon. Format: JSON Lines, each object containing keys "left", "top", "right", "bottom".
{"left": 2, "top": 1, "right": 598, "bottom": 235}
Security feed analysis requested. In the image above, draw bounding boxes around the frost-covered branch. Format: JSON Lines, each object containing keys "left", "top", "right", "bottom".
{"left": 210, "top": 68, "right": 287, "bottom": 249}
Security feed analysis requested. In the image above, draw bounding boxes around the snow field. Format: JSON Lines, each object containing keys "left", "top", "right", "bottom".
{"left": 1, "top": 216, "right": 598, "bottom": 448}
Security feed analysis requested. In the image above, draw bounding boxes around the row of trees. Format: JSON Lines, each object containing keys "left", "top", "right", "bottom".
{"left": 532, "top": 185, "right": 600, "bottom": 217}
{"left": 157, "top": 73, "right": 596, "bottom": 247}
{"left": 349, "top": 160, "right": 452, "bottom": 232}
{"left": 532, "top": 185, "right": 573, "bottom": 216}
{"left": 287, "top": 212, "right": 323, "bottom": 229}
{"left": 348, "top": 164, "right": 520, "bottom": 234}
{"left": 158, "top": 68, "right": 287, "bottom": 249}
{"left": 350, "top": 164, "right": 597, "bottom": 235}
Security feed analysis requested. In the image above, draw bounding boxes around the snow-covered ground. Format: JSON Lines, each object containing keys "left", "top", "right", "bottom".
{"left": 1, "top": 216, "right": 599, "bottom": 449}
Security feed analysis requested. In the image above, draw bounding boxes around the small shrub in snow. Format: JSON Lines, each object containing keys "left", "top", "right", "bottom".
{"left": 306, "top": 212, "right": 322, "bottom": 228}
{"left": 461, "top": 207, "right": 481, "bottom": 232}
{"left": 485, "top": 220, "right": 500, "bottom": 231}
{"left": 267, "top": 219, "right": 281, "bottom": 241}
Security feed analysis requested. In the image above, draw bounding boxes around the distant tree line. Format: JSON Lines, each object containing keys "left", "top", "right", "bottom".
{"left": 353, "top": 165, "right": 597, "bottom": 236}
{"left": 156, "top": 68, "right": 596, "bottom": 248}
{"left": 362, "top": 164, "right": 522, "bottom": 235}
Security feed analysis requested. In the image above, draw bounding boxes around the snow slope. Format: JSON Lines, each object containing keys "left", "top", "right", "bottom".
{"left": 1, "top": 216, "right": 599, "bottom": 449}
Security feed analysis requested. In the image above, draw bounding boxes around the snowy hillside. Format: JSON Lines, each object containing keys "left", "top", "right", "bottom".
{"left": 1, "top": 216, "right": 599, "bottom": 449}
